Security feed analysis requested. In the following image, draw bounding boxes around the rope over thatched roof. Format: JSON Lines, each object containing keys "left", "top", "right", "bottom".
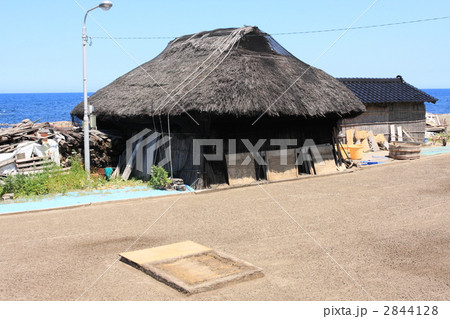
{"left": 72, "top": 26, "right": 365, "bottom": 122}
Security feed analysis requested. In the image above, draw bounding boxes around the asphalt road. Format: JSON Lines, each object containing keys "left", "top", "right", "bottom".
{"left": 1, "top": 153, "right": 449, "bottom": 300}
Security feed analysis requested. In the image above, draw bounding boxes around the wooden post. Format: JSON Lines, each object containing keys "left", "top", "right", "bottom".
{"left": 111, "top": 154, "right": 122, "bottom": 179}
{"left": 346, "top": 129, "right": 354, "bottom": 145}
{"left": 397, "top": 126, "right": 403, "bottom": 142}
{"left": 390, "top": 125, "right": 396, "bottom": 142}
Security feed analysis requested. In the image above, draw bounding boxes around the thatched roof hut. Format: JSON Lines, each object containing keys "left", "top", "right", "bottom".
{"left": 72, "top": 26, "right": 364, "bottom": 125}
{"left": 72, "top": 26, "right": 367, "bottom": 187}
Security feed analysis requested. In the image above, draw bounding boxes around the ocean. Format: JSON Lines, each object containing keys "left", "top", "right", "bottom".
{"left": 423, "top": 89, "right": 450, "bottom": 114}
{"left": 0, "top": 92, "right": 90, "bottom": 125}
{"left": 0, "top": 89, "right": 449, "bottom": 124}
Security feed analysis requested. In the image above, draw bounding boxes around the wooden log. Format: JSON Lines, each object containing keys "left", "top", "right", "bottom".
{"left": 0, "top": 158, "right": 15, "bottom": 168}
{"left": 0, "top": 120, "right": 123, "bottom": 170}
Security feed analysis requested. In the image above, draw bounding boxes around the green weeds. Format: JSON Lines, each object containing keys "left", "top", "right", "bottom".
{"left": 0, "top": 156, "right": 145, "bottom": 198}
{"left": 148, "top": 165, "right": 171, "bottom": 190}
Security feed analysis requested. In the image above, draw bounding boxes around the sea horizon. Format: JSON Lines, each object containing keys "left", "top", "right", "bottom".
{"left": 0, "top": 92, "right": 94, "bottom": 95}
{"left": 1, "top": 89, "right": 449, "bottom": 125}
{"left": 1, "top": 89, "right": 448, "bottom": 94}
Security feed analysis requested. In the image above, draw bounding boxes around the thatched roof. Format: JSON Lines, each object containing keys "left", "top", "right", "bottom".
{"left": 72, "top": 26, "right": 365, "bottom": 122}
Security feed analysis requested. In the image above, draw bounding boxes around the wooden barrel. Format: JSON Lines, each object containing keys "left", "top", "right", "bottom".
{"left": 389, "top": 142, "right": 422, "bottom": 160}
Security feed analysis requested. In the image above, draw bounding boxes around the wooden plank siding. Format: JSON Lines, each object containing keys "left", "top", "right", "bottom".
{"left": 339, "top": 102, "right": 426, "bottom": 142}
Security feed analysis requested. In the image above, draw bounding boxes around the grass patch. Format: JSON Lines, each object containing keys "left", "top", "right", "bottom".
{"left": 0, "top": 156, "right": 147, "bottom": 199}
{"left": 94, "top": 176, "right": 146, "bottom": 190}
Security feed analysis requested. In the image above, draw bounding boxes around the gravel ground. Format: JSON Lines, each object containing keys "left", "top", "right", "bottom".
{"left": 0, "top": 153, "right": 449, "bottom": 301}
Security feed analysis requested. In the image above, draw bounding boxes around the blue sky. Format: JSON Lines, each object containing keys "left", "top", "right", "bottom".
{"left": 1, "top": 0, "right": 449, "bottom": 93}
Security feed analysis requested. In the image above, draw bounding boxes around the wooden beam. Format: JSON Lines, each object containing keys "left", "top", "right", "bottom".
{"left": 397, "top": 126, "right": 403, "bottom": 142}
{"left": 122, "top": 137, "right": 143, "bottom": 180}
{"left": 402, "top": 128, "right": 417, "bottom": 142}
{"left": 390, "top": 125, "right": 396, "bottom": 142}
{"left": 368, "top": 131, "right": 380, "bottom": 152}
{"left": 0, "top": 158, "right": 15, "bottom": 168}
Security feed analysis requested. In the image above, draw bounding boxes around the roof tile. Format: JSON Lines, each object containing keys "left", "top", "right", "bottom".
{"left": 338, "top": 76, "right": 438, "bottom": 104}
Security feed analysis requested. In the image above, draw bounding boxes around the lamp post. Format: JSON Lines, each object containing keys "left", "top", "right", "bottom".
{"left": 82, "top": 1, "right": 113, "bottom": 173}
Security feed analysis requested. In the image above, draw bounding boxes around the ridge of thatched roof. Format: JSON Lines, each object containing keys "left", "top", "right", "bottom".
{"left": 72, "top": 26, "right": 365, "bottom": 122}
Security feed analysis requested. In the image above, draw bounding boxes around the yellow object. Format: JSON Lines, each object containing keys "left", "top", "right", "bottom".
{"left": 361, "top": 138, "right": 371, "bottom": 152}
{"left": 346, "top": 129, "right": 354, "bottom": 145}
{"left": 348, "top": 145, "right": 363, "bottom": 160}
{"left": 339, "top": 144, "right": 350, "bottom": 159}
{"left": 375, "top": 134, "right": 387, "bottom": 144}
{"left": 120, "top": 241, "right": 212, "bottom": 265}
{"left": 355, "top": 130, "right": 369, "bottom": 140}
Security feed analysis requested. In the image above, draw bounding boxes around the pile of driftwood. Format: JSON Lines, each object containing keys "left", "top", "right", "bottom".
{"left": 86, "top": 129, "right": 124, "bottom": 168}
{"left": 0, "top": 119, "right": 124, "bottom": 168}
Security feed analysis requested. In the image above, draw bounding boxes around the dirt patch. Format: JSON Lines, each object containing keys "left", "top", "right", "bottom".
{"left": 380, "top": 231, "right": 450, "bottom": 283}
{"left": 155, "top": 252, "right": 255, "bottom": 285}
{"left": 1, "top": 153, "right": 449, "bottom": 300}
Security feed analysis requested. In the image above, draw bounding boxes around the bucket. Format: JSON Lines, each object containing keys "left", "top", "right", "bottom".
{"left": 348, "top": 145, "right": 363, "bottom": 160}
{"left": 389, "top": 142, "right": 421, "bottom": 160}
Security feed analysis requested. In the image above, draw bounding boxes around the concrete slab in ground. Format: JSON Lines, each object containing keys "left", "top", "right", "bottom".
{"left": 120, "top": 241, "right": 264, "bottom": 294}
{"left": 121, "top": 241, "right": 212, "bottom": 264}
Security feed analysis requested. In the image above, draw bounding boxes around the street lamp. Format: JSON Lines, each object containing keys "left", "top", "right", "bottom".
{"left": 82, "top": 1, "right": 113, "bottom": 173}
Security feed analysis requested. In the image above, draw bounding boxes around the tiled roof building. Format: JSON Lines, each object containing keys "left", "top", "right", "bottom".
{"left": 338, "top": 76, "right": 437, "bottom": 104}
{"left": 338, "top": 76, "right": 438, "bottom": 143}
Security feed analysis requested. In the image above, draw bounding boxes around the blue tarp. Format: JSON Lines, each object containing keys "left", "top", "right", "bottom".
{"left": 421, "top": 146, "right": 450, "bottom": 156}
{"left": 0, "top": 185, "right": 193, "bottom": 215}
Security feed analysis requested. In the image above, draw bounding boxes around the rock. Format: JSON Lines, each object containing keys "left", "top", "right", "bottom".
{"left": 173, "top": 184, "right": 187, "bottom": 191}
{"left": 171, "top": 178, "right": 184, "bottom": 185}
{"left": 2, "top": 193, "right": 14, "bottom": 201}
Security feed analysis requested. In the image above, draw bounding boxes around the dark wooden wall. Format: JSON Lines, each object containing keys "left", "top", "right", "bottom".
{"left": 116, "top": 114, "right": 338, "bottom": 187}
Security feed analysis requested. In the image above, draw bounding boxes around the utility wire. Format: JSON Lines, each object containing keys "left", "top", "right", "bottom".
{"left": 91, "top": 36, "right": 174, "bottom": 40}
{"left": 90, "top": 16, "right": 450, "bottom": 40}
{"left": 271, "top": 15, "right": 450, "bottom": 35}
{"left": 91, "top": 36, "right": 175, "bottom": 40}
{"left": 252, "top": 0, "right": 380, "bottom": 125}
